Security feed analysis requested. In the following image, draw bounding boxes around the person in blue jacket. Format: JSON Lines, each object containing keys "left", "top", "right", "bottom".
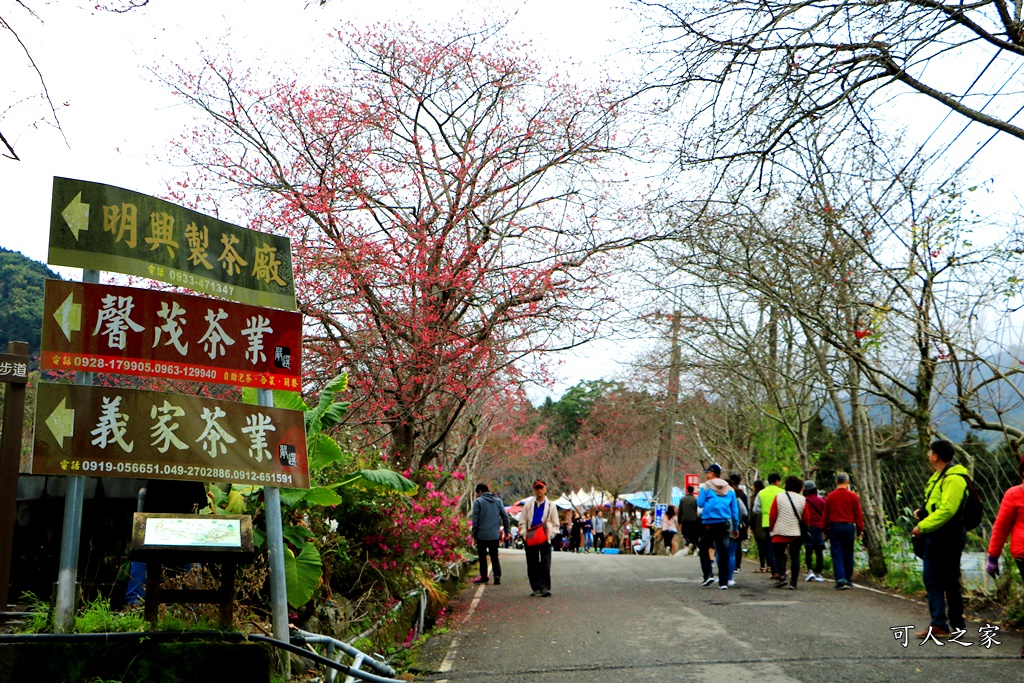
{"left": 697, "top": 464, "right": 740, "bottom": 589}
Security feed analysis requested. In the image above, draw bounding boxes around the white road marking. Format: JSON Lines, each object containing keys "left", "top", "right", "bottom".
{"left": 437, "top": 583, "right": 486, "bottom": 679}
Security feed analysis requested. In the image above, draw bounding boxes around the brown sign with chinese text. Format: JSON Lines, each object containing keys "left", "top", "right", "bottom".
{"left": 31, "top": 382, "right": 309, "bottom": 488}
{"left": 41, "top": 279, "right": 302, "bottom": 391}
{"left": 47, "top": 177, "right": 296, "bottom": 311}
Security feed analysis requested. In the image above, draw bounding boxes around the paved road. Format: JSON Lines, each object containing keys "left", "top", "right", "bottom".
{"left": 414, "top": 548, "right": 1024, "bottom": 682}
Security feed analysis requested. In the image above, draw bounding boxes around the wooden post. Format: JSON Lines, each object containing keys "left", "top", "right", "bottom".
{"left": 0, "top": 341, "right": 30, "bottom": 609}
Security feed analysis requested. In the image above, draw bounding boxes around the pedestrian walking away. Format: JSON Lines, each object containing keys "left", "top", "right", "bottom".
{"left": 661, "top": 505, "right": 679, "bottom": 555}
{"left": 728, "top": 474, "right": 748, "bottom": 576}
{"left": 769, "top": 476, "right": 809, "bottom": 589}
{"left": 911, "top": 439, "right": 969, "bottom": 639}
{"left": 756, "top": 473, "right": 785, "bottom": 579}
{"left": 519, "top": 479, "right": 559, "bottom": 597}
{"left": 749, "top": 479, "right": 770, "bottom": 572}
{"left": 470, "top": 482, "right": 511, "bottom": 585}
{"left": 802, "top": 480, "right": 826, "bottom": 583}
{"left": 986, "top": 453, "right": 1024, "bottom": 658}
{"left": 679, "top": 487, "right": 700, "bottom": 553}
{"left": 822, "top": 472, "right": 864, "bottom": 590}
{"left": 697, "top": 464, "right": 740, "bottom": 589}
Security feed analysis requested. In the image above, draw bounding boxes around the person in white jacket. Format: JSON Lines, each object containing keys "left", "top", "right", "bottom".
{"left": 518, "top": 479, "right": 560, "bottom": 597}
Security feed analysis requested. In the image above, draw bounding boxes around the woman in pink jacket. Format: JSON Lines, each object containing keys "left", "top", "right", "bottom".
{"left": 985, "top": 455, "right": 1024, "bottom": 658}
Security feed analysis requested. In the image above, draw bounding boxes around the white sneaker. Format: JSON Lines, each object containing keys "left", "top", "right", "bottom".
{"left": 805, "top": 572, "right": 816, "bottom": 582}
{"left": 701, "top": 577, "right": 716, "bottom": 587}
{"left": 814, "top": 575, "right": 825, "bottom": 582}
{"left": 719, "top": 584, "right": 728, "bottom": 590}
{"left": 728, "top": 580, "right": 736, "bottom": 587}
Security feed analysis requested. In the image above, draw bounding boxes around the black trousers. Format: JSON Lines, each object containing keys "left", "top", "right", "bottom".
{"left": 922, "top": 532, "right": 965, "bottom": 630}
{"left": 774, "top": 538, "right": 802, "bottom": 587}
{"left": 594, "top": 531, "right": 606, "bottom": 551}
{"left": 525, "top": 541, "right": 552, "bottom": 592}
{"left": 475, "top": 538, "right": 501, "bottom": 580}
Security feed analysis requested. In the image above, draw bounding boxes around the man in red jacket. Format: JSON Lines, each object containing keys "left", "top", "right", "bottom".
{"left": 822, "top": 472, "right": 864, "bottom": 590}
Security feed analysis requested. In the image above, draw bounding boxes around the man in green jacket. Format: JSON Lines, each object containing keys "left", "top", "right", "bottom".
{"left": 755, "top": 473, "right": 784, "bottom": 579}
{"left": 911, "top": 439, "right": 969, "bottom": 639}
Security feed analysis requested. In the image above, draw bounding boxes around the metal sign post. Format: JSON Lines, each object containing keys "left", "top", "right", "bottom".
{"left": 260, "top": 388, "right": 290, "bottom": 677}
{"left": 54, "top": 269, "right": 98, "bottom": 633}
{"left": 0, "top": 342, "right": 30, "bottom": 608}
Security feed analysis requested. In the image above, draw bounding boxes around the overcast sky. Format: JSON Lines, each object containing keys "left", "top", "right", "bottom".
{"left": 0, "top": 0, "right": 643, "bottom": 397}
{"left": 2, "top": 0, "right": 1021, "bottom": 398}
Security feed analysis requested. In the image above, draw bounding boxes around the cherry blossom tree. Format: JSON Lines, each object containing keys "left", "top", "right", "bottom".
{"left": 168, "top": 24, "right": 626, "bottom": 472}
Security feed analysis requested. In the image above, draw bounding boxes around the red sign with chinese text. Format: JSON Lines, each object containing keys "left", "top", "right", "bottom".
{"left": 684, "top": 474, "right": 700, "bottom": 493}
{"left": 41, "top": 279, "right": 302, "bottom": 391}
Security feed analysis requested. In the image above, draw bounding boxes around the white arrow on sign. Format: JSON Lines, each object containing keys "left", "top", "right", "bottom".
{"left": 53, "top": 292, "right": 82, "bottom": 342}
{"left": 61, "top": 192, "right": 90, "bottom": 241}
{"left": 45, "top": 397, "right": 75, "bottom": 448}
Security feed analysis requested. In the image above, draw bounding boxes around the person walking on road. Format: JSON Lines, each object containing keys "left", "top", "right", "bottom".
{"left": 728, "top": 474, "right": 748, "bottom": 574}
{"left": 756, "top": 473, "right": 785, "bottom": 580}
{"left": 519, "top": 479, "right": 559, "bottom": 597}
{"left": 749, "top": 480, "right": 770, "bottom": 572}
{"left": 769, "top": 475, "right": 809, "bottom": 590}
{"left": 911, "top": 439, "right": 969, "bottom": 639}
{"left": 471, "top": 483, "right": 511, "bottom": 585}
{"left": 822, "top": 472, "right": 864, "bottom": 590}
{"left": 661, "top": 505, "right": 679, "bottom": 555}
{"left": 593, "top": 510, "right": 607, "bottom": 552}
{"left": 697, "top": 464, "right": 740, "bottom": 589}
{"left": 583, "top": 513, "right": 595, "bottom": 552}
{"left": 985, "top": 454, "right": 1024, "bottom": 658}
{"left": 802, "top": 480, "right": 826, "bottom": 583}
{"left": 679, "top": 487, "right": 700, "bottom": 553}
{"left": 569, "top": 511, "right": 583, "bottom": 553}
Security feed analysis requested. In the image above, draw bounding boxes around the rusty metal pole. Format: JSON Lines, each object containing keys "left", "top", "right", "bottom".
{"left": 0, "top": 341, "right": 29, "bottom": 608}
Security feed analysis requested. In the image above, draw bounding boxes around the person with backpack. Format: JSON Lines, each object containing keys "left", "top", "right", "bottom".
{"left": 985, "top": 453, "right": 1024, "bottom": 659}
{"left": 910, "top": 439, "right": 971, "bottom": 639}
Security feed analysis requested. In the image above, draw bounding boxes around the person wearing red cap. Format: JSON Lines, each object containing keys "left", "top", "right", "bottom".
{"left": 985, "top": 455, "right": 1024, "bottom": 658}
{"left": 518, "top": 480, "right": 559, "bottom": 597}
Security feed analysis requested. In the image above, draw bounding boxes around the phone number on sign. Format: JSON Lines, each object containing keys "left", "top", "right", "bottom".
{"left": 67, "top": 356, "right": 219, "bottom": 380}
{"left": 79, "top": 460, "right": 293, "bottom": 484}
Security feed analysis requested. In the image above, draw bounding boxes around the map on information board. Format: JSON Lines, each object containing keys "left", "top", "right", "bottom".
{"left": 143, "top": 517, "right": 242, "bottom": 548}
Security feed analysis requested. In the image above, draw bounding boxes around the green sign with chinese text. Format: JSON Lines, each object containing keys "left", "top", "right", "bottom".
{"left": 48, "top": 177, "right": 296, "bottom": 311}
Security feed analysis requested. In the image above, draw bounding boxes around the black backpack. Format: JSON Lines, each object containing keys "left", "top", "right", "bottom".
{"left": 948, "top": 473, "right": 984, "bottom": 531}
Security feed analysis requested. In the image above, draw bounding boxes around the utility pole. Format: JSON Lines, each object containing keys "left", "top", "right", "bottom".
{"left": 656, "top": 307, "right": 682, "bottom": 517}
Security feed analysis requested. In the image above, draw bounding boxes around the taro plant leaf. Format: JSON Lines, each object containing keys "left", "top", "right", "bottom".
{"left": 279, "top": 486, "right": 344, "bottom": 508}
{"left": 278, "top": 489, "right": 309, "bottom": 507}
{"left": 224, "top": 488, "right": 247, "bottom": 514}
{"left": 331, "top": 469, "right": 418, "bottom": 496}
{"left": 241, "top": 387, "right": 308, "bottom": 412}
{"left": 284, "top": 544, "right": 322, "bottom": 608}
{"left": 298, "top": 487, "right": 344, "bottom": 507}
{"left": 319, "top": 400, "right": 351, "bottom": 431}
{"left": 309, "top": 432, "right": 348, "bottom": 472}
{"left": 283, "top": 524, "right": 316, "bottom": 550}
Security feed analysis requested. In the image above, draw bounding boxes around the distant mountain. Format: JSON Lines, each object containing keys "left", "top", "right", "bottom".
{"left": 846, "top": 351, "right": 1024, "bottom": 445}
{"left": 0, "top": 247, "right": 62, "bottom": 360}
